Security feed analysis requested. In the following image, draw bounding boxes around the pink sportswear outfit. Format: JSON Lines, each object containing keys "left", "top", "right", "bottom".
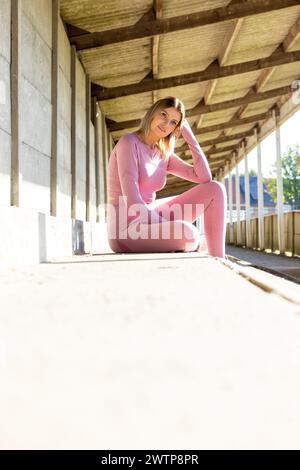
{"left": 106, "top": 119, "right": 227, "bottom": 257}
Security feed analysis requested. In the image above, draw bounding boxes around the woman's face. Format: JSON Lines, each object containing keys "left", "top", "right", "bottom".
{"left": 150, "top": 107, "right": 182, "bottom": 138}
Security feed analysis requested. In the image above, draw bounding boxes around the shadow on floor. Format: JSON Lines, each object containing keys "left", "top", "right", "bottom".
{"left": 226, "top": 245, "right": 300, "bottom": 285}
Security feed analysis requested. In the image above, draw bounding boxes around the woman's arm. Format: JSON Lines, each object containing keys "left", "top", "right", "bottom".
{"left": 116, "top": 135, "right": 165, "bottom": 224}
{"left": 167, "top": 119, "right": 212, "bottom": 184}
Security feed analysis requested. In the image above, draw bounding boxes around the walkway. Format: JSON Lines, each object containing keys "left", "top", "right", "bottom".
{"left": 0, "top": 251, "right": 300, "bottom": 449}
{"left": 226, "top": 245, "right": 300, "bottom": 284}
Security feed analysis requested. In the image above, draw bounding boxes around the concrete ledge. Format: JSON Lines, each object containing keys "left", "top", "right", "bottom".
{"left": 0, "top": 205, "right": 111, "bottom": 268}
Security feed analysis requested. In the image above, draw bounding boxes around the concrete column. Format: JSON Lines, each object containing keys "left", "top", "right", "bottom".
{"left": 51, "top": 0, "right": 59, "bottom": 216}
{"left": 11, "top": 0, "right": 20, "bottom": 207}
{"left": 255, "top": 127, "right": 265, "bottom": 250}
{"left": 234, "top": 152, "right": 241, "bottom": 246}
{"left": 85, "top": 74, "right": 91, "bottom": 222}
{"left": 93, "top": 98, "right": 100, "bottom": 223}
{"left": 219, "top": 167, "right": 225, "bottom": 185}
{"left": 71, "top": 45, "right": 77, "bottom": 219}
{"left": 227, "top": 159, "right": 234, "bottom": 244}
{"left": 101, "top": 114, "right": 108, "bottom": 209}
{"left": 242, "top": 141, "right": 252, "bottom": 248}
{"left": 273, "top": 108, "right": 286, "bottom": 254}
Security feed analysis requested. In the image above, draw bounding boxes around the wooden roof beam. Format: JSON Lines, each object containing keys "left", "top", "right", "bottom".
{"left": 224, "top": 16, "right": 300, "bottom": 139}
{"left": 176, "top": 129, "right": 254, "bottom": 152}
{"left": 106, "top": 84, "right": 295, "bottom": 131}
{"left": 218, "top": 18, "right": 244, "bottom": 67}
{"left": 114, "top": 113, "right": 270, "bottom": 148}
{"left": 68, "top": 0, "right": 300, "bottom": 51}
{"left": 284, "top": 14, "right": 300, "bottom": 51}
{"left": 204, "top": 11, "right": 244, "bottom": 150}
{"left": 151, "top": 0, "right": 162, "bottom": 104}
{"left": 93, "top": 48, "right": 300, "bottom": 100}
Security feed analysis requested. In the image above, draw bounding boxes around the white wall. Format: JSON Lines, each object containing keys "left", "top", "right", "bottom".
{"left": 0, "top": 0, "right": 12, "bottom": 206}
{"left": 20, "top": 0, "right": 52, "bottom": 213}
{"left": 57, "top": 16, "right": 72, "bottom": 217}
{"left": 0, "top": 0, "right": 114, "bottom": 266}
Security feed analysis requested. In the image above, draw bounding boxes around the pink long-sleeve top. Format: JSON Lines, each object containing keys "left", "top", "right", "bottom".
{"left": 107, "top": 119, "right": 212, "bottom": 237}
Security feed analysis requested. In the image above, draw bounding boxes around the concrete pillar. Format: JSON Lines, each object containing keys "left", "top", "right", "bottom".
{"left": 242, "top": 141, "right": 252, "bottom": 248}
{"left": 273, "top": 108, "right": 286, "bottom": 254}
{"left": 50, "top": 0, "right": 59, "bottom": 216}
{"left": 93, "top": 98, "right": 100, "bottom": 223}
{"left": 255, "top": 127, "right": 265, "bottom": 250}
{"left": 85, "top": 74, "right": 91, "bottom": 222}
{"left": 227, "top": 159, "right": 234, "bottom": 244}
{"left": 100, "top": 114, "right": 108, "bottom": 219}
{"left": 11, "top": 0, "right": 20, "bottom": 207}
{"left": 97, "top": 106, "right": 106, "bottom": 222}
{"left": 219, "top": 167, "right": 225, "bottom": 185}
{"left": 234, "top": 152, "right": 241, "bottom": 246}
{"left": 71, "top": 45, "right": 77, "bottom": 219}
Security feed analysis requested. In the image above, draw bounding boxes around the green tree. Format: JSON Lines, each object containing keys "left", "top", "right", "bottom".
{"left": 266, "top": 144, "right": 300, "bottom": 209}
{"left": 239, "top": 169, "right": 257, "bottom": 177}
{"left": 249, "top": 169, "right": 257, "bottom": 177}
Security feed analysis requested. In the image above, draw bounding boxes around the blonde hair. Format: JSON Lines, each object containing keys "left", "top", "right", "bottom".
{"left": 137, "top": 96, "right": 185, "bottom": 159}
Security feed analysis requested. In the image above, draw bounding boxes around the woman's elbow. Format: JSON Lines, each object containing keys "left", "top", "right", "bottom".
{"left": 200, "top": 175, "right": 213, "bottom": 184}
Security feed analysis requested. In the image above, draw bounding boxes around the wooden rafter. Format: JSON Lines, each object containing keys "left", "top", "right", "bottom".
{"left": 92, "top": 48, "right": 300, "bottom": 100}
{"left": 68, "top": 0, "right": 300, "bottom": 51}
{"left": 107, "top": 84, "right": 295, "bottom": 131}
{"left": 284, "top": 14, "right": 300, "bottom": 51}
{"left": 218, "top": 18, "right": 244, "bottom": 67}
{"left": 180, "top": 143, "right": 240, "bottom": 158}
{"left": 210, "top": 13, "right": 300, "bottom": 171}
{"left": 152, "top": 0, "right": 162, "bottom": 104}
{"left": 113, "top": 112, "right": 270, "bottom": 146}
{"left": 177, "top": 129, "right": 254, "bottom": 152}
{"left": 203, "top": 10, "right": 244, "bottom": 153}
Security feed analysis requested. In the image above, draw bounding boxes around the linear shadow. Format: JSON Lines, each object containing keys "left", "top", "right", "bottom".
{"left": 45, "top": 253, "right": 211, "bottom": 265}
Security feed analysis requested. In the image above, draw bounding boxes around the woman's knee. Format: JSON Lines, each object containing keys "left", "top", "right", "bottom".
{"left": 206, "top": 180, "right": 227, "bottom": 200}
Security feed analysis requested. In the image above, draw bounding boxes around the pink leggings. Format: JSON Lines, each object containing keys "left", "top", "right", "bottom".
{"left": 109, "top": 181, "right": 227, "bottom": 258}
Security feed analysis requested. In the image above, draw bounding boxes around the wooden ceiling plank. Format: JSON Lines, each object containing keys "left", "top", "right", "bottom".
{"left": 93, "top": 49, "right": 300, "bottom": 100}
{"left": 223, "top": 18, "right": 300, "bottom": 143}
{"left": 106, "top": 84, "right": 295, "bottom": 131}
{"left": 67, "top": 0, "right": 300, "bottom": 51}
{"left": 283, "top": 14, "right": 300, "bottom": 51}
{"left": 218, "top": 18, "right": 244, "bottom": 67}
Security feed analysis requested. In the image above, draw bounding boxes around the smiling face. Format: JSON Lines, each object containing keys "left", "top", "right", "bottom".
{"left": 149, "top": 106, "right": 182, "bottom": 138}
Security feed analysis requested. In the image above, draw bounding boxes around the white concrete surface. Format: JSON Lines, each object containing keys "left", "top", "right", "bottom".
{"left": 0, "top": 0, "right": 11, "bottom": 205}
{"left": 0, "top": 0, "right": 11, "bottom": 62}
{"left": 57, "top": 16, "right": 72, "bottom": 217}
{"left": 0, "top": 206, "right": 111, "bottom": 269}
{"left": 1, "top": 252, "right": 300, "bottom": 449}
{"left": 20, "top": 0, "right": 52, "bottom": 214}
{"left": 75, "top": 60, "right": 87, "bottom": 221}
{"left": 0, "top": 129, "right": 11, "bottom": 206}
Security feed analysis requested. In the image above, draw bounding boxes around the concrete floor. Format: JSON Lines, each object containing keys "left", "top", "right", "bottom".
{"left": 1, "top": 251, "right": 300, "bottom": 449}
{"left": 226, "top": 245, "right": 300, "bottom": 283}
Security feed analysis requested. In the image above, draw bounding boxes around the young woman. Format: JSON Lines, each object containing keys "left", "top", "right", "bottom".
{"left": 106, "top": 96, "right": 227, "bottom": 258}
